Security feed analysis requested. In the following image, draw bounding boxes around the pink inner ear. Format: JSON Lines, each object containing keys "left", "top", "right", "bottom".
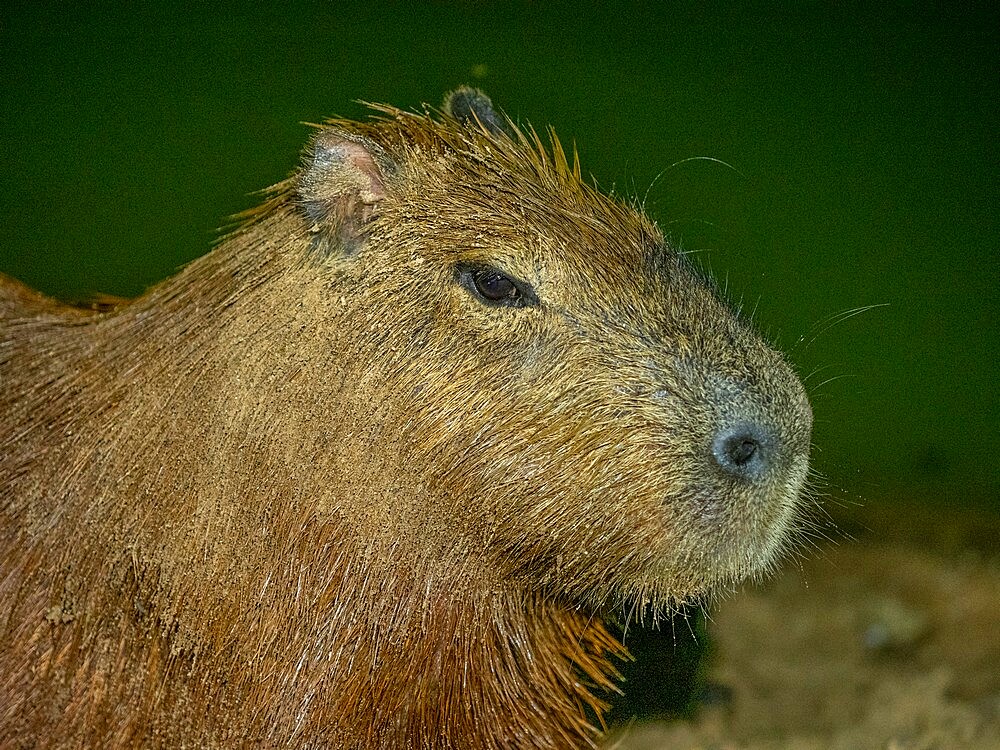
{"left": 299, "top": 131, "right": 391, "bottom": 245}
{"left": 307, "top": 132, "right": 387, "bottom": 206}
{"left": 337, "top": 141, "right": 387, "bottom": 205}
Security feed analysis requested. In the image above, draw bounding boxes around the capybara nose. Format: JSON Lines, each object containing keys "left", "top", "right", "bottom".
{"left": 711, "top": 422, "right": 774, "bottom": 479}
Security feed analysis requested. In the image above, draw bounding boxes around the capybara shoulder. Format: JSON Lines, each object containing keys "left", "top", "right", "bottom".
{"left": 0, "top": 88, "right": 812, "bottom": 749}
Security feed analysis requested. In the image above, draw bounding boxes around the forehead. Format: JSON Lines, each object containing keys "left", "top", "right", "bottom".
{"left": 410, "top": 134, "right": 671, "bottom": 279}
{"left": 467, "top": 160, "right": 711, "bottom": 316}
{"left": 359, "top": 114, "right": 718, "bottom": 315}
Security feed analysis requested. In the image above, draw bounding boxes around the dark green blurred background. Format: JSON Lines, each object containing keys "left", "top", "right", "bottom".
{"left": 1, "top": 1, "right": 997, "bottom": 510}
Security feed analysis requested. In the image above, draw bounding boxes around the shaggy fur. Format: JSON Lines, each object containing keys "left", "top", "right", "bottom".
{"left": 0, "top": 89, "right": 812, "bottom": 748}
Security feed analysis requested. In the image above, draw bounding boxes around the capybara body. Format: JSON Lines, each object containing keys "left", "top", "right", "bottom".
{"left": 0, "top": 90, "right": 812, "bottom": 748}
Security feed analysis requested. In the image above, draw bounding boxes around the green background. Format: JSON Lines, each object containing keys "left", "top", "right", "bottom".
{"left": 1, "top": 2, "right": 997, "bottom": 510}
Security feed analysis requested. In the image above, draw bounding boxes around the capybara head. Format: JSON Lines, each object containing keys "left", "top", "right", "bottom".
{"left": 292, "top": 88, "right": 813, "bottom": 612}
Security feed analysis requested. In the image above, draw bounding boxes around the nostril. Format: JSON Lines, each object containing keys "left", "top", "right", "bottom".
{"left": 712, "top": 423, "right": 772, "bottom": 478}
{"left": 727, "top": 436, "right": 759, "bottom": 466}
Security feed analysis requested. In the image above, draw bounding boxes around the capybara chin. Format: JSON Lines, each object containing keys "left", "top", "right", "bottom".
{"left": 0, "top": 88, "right": 812, "bottom": 748}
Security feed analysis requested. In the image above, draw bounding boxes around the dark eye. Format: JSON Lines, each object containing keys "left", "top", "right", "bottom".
{"left": 474, "top": 269, "right": 517, "bottom": 301}
{"left": 455, "top": 264, "right": 538, "bottom": 308}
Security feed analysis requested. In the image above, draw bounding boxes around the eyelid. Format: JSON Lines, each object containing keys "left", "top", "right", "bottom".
{"left": 454, "top": 263, "right": 540, "bottom": 308}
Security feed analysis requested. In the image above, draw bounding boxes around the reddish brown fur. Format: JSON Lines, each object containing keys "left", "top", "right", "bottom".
{"left": 0, "top": 91, "right": 812, "bottom": 748}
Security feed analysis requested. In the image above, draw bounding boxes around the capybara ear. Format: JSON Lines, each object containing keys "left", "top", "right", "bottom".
{"left": 443, "top": 86, "right": 513, "bottom": 139}
{"left": 298, "top": 130, "right": 393, "bottom": 255}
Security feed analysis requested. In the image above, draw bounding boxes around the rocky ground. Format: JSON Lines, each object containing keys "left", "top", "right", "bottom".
{"left": 609, "top": 492, "right": 1000, "bottom": 750}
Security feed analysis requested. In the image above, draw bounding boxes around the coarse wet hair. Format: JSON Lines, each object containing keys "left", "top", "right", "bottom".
{"left": 0, "top": 87, "right": 813, "bottom": 748}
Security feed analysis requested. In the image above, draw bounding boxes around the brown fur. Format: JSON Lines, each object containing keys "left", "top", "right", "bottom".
{"left": 0, "top": 91, "right": 812, "bottom": 748}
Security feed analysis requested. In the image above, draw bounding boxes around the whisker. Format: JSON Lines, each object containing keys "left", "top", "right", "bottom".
{"left": 642, "top": 155, "right": 747, "bottom": 208}
{"left": 809, "top": 372, "right": 856, "bottom": 392}
{"left": 793, "top": 303, "right": 888, "bottom": 352}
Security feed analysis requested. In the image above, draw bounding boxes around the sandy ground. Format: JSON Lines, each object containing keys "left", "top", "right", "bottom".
{"left": 608, "top": 494, "right": 1000, "bottom": 750}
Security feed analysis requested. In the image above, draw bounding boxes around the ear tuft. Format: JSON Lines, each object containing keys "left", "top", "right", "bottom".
{"left": 443, "top": 87, "right": 513, "bottom": 139}
{"left": 298, "top": 131, "right": 393, "bottom": 255}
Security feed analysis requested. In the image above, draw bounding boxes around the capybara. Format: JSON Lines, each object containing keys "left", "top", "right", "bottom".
{"left": 0, "top": 88, "right": 813, "bottom": 748}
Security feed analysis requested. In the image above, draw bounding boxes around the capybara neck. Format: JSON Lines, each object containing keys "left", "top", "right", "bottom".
{"left": 1, "top": 206, "right": 623, "bottom": 747}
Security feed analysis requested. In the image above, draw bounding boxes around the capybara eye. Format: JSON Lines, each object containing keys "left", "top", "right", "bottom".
{"left": 456, "top": 264, "right": 538, "bottom": 308}
{"left": 474, "top": 269, "right": 516, "bottom": 301}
